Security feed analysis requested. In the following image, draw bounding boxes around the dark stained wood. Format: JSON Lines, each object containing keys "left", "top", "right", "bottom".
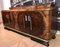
{"left": 1, "top": 8, "right": 58, "bottom": 40}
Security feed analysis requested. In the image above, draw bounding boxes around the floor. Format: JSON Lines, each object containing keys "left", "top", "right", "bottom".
{"left": 0, "top": 13, "right": 60, "bottom": 47}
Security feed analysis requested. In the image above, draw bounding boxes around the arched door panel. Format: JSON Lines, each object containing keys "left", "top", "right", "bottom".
{"left": 17, "top": 11, "right": 45, "bottom": 38}
{"left": 2, "top": 11, "right": 11, "bottom": 26}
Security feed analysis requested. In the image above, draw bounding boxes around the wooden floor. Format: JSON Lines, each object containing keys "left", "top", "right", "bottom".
{"left": 0, "top": 23, "right": 60, "bottom": 47}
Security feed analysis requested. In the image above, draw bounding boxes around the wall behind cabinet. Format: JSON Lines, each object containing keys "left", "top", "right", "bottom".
{"left": 3, "top": 0, "right": 11, "bottom": 10}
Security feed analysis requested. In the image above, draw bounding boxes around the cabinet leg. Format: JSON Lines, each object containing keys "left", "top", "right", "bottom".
{"left": 52, "top": 35, "right": 56, "bottom": 39}
{"left": 47, "top": 43, "right": 49, "bottom": 47}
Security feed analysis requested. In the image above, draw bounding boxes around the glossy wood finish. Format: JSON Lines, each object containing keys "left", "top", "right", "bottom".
{"left": 1, "top": 8, "right": 58, "bottom": 41}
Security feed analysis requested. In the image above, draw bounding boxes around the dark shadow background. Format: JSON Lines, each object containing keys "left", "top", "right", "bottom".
{"left": 58, "top": 13, "right": 60, "bottom": 31}
{"left": 56, "top": 0, "right": 60, "bottom": 31}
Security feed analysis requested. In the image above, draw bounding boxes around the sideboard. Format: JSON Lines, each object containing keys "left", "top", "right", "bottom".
{"left": 1, "top": 3, "right": 58, "bottom": 47}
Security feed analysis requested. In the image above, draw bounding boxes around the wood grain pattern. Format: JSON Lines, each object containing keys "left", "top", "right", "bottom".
{"left": 1, "top": 9, "right": 58, "bottom": 40}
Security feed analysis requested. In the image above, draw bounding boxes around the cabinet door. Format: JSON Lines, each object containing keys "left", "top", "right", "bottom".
{"left": 17, "top": 12, "right": 32, "bottom": 34}
{"left": 17, "top": 11, "right": 45, "bottom": 38}
{"left": 17, "top": 12, "right": 24, "bottom": 30}
{"left": 29, "top": 11, "right": 45, "bottom": 37}
{"left": 2, "top": 11, "right": 11, "bottom": 26}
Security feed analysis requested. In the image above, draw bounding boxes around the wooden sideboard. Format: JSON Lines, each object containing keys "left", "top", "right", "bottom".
{"left": 1, "top": 4, "right": 58, "bottom": 47}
